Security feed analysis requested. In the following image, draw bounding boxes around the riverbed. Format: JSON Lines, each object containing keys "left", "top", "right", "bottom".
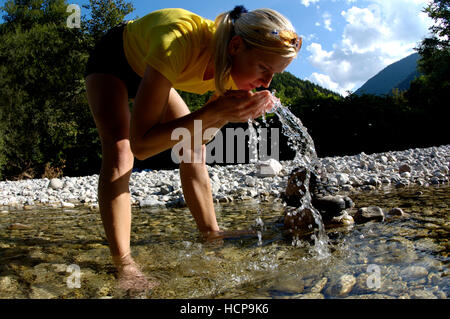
{"left": 0, "top": 184, "right": 448, "bottom": 299}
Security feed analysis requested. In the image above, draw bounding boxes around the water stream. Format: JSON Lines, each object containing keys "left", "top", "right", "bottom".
{"left": 250, "top": 92, "right": 330, "bottom": 258}
{"left": 1, "top": 185, "right": 448, "bottom": 298}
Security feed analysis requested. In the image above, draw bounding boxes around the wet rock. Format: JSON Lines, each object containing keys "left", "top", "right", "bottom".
{"left": 387, "top": 207, "right": 407, "bottom": 217}
{"left": 8, "top": 223, "right": 32, "bottom": 230}
{"left": 29, "top": 285, "right": 57, "bottom": 299}
{"left": 284, "top": 168, "right": 308, "bottom": 206}
{"left": 310, "top": 277, "right": 328, "bottom": 293}
{"left": 311, "top": 195, "right": 346, "bottom": 218}
{"left": 284, "top": 207, "right": 317, "bottom": 233}
{"left": 0, "top": 276, "right": 20, "bottom": 293}
{"left": 331, "top": 210, "right": 354, "bottom": 226}
{"left": 354, "top": 206, "right": 385, "bottom": 224}
{"left": 311, "top": 195, "right": 354, "bottom": 221}
{"left": 61, "top": 202, "right": 75, "bottom": 208}
{"left": 410, "top": 289, "right": 437, "bottom": 299}
{"left": 400, "top": 266, "right": 428, "bottom": 279}
{"left": 327, "top": 274, "right": 356, "bottom": 296}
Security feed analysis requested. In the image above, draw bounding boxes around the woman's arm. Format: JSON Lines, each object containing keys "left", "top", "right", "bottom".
{"left": 130, "top": 66, "right": 273, "bottom": 160}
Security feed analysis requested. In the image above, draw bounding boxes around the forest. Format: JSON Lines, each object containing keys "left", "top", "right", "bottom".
{"left": 0, "top": 0, "right": 448, "bottom": 179}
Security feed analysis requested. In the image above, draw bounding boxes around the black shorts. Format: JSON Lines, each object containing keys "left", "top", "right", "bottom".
{"left": 84, "top": 22, "right": 142, "bottom": 99}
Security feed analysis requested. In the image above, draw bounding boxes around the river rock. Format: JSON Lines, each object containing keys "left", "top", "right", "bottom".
{"left": 354, "top": 206, "right": 385, "bottom": 224}
{"left": 387, "top": 207, "right": 406, "bottom": 217}
{"left": 400, "top": 266, "right": 428, "bottom": 279}
{"left": 327, "top": 274, "right": 356, "bottom": 296}
{"left": 284, "top": 207, "right": 317, "bottom": 233}
{"left": 49, "top": 178, "right": 64, "bottom": 190}
{"left": 399, "top": 164, "right": 412, "bottom": 174}
{"left": 256, "top": 159, "right": 282, "bottom": 177}
{"left": 8, "top": 223, "right": 32, "bottom": 230}
{"left": 284, "top": 167, "right": 318, "bottom": 207}
{"left": 331, "top": 210, "right": 354, "bottom": 226}
{"left": 311, "top": 195, "right": 354, "bottom": 221}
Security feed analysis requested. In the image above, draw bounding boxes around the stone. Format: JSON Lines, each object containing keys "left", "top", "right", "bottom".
{"left": 61, "top": 202, "right": 75, "bottom": 208}
{"left": 8, "top": 223, "right": 32, "bottom": 230}
{"left": 335, "top": 173, "right": 349, "bottom": 185}
{"left": 49, "top": 178, "right": 64, "bottom": 190}
{"left": 256, "top": 159, "right": 282, "bottom": 177}
{"left": 354, "top": 206, "right": 385, "bottom": 224}
{"left": 284, "top": 167, "right": 318, "bottom": 207}
{"left": 244, "top": 176, "right": 256, "bottom": 187}
{"left": 327, "top": 274, "right": 356, "bottom": 296}
{"left": 400, "top": 266, "right": 428, "bottom": 279}
{"left": 387, "top": 207, "right": 406, "bottom": 217}
{"left": 311, "top": 195, "right": 346, "bottom": 220}
{"left": 399, "top": 164, "right": 412, "bottom": 174}
{"left": 331, "top": 211, "right": 354, "bottom": 226}
{"left": 284, "top": 207, "right": 317, "bottom": 233}
{"left": 310, "top": 277, "right": 328, "bottom": 293}
{"left": 410, "top": 289, "right": 437, "bottom": 299}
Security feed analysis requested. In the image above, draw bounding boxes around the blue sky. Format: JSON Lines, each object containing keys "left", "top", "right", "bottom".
{"left": 1, "top": 0, "right": 433, "bottom": 95}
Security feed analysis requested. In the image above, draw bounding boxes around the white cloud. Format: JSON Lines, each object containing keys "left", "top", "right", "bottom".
{"left": 306, "top": 0, "right": 433, "bottom": 94}
{"left": 308, "top": 72, "right": 340, "bottom": 92}
{"left": 323, "top": 12, "right": 333, "bottom": 31}
{"left": 301, "top": 0, "right": 320, "bottom": 8}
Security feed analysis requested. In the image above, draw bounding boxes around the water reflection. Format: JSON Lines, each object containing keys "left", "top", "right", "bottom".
{"left": 0, "top": 185, "right": 448, "bottom": 299}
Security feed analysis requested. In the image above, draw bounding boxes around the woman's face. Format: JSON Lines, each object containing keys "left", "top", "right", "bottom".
{"left": 229, "top": 36, "right": 295, "bottom": 91}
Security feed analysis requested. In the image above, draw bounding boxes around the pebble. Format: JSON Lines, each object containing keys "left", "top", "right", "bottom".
{"left": 0, "top": 145, "right": 448, "bottom": 209}
{"left": 387, "top": 207, "right": 406, "bottom": 217}
{"left": 354, "top": 206, "right": 385, "bottom": 224}
{"left": 400, "top": 266, "right": 428, "bottom": 279}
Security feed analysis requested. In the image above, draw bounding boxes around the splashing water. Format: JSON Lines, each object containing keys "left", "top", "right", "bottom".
{"left": 248, "top": 91, "right": 330, "bottom": 259}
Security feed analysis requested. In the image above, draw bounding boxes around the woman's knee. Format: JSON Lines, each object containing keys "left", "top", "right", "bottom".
{"left": 101, "top": 139, "right": 134, "bottom": 173}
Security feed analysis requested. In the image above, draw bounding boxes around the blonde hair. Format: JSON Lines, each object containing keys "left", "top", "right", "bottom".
{"left": 212, "top": 6, "right": 301, "bottom": 95}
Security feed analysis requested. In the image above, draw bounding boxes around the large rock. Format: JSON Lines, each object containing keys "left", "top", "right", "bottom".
{"left": 256, "top": 159, "right": 283, "bottom": 177}
{"left": 284, "top": 207, "right": 317, "bottom": 233}
{"left": 284, "top": 167, "right": 318, "bottom": 207}
{"left": 311, "top": 195, "right": 354, "bottom": 221}
{"left": 49, "top": 178, "right": 64, "bottom": 190}
{"left": 354, "top": 206, "right": 385, "bottom": 224}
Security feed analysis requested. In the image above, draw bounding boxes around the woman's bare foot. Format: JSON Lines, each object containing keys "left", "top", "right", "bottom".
{"left": 112, "top": 252, "right": 159, "bottom": 295}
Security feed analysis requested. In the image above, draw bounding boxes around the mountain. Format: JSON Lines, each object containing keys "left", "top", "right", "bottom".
{"left": 355, "top": 53, "right": 421, "bottom": 96}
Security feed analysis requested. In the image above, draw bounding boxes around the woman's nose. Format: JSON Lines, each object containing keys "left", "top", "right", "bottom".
{"left": 259, "top": 74, "right": 273, "bottom": 88}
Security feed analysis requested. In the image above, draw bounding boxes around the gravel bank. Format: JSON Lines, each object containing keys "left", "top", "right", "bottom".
{"left": 1, "top": 145, "right": 448, "bottom": 210}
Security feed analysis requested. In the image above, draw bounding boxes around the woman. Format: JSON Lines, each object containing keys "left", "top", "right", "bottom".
{"left": 84, "top": 5, "right": 301, "bottom": 291}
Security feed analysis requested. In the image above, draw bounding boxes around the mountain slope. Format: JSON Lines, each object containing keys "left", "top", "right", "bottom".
{"left": 355, "top": 53, "right": 421, "bottom": 96}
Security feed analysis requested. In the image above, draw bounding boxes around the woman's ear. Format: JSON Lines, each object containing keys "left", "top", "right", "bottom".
{"left": 228, "top": 35, "right": 244, "bottom": 56}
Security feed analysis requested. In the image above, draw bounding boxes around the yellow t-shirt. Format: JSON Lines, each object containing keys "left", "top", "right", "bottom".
{"left": 123, "top": 8, "right": 237, "bottom": 94}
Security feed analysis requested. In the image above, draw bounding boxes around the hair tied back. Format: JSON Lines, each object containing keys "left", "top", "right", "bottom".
{"left": 230, "top": 5, "right": 248, "bottom": 22}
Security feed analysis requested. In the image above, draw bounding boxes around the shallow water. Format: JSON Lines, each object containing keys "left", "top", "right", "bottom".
{"left": 0, "top": 184, "right": 448, "bottom": 299}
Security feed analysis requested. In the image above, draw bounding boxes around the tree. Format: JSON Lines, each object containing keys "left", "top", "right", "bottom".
{"left": 0, "top": 0, "right": 134, "bottom": 179}
{"left": 415, "top": 0, "right": 450, "bottom": 89}
{"left": 82, "top": 0, "right": 134, "bottom": 44}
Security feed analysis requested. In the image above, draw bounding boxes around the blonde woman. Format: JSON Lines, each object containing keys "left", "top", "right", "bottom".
{"left": 85, "top": 5, "right": 301, "bottom": 291}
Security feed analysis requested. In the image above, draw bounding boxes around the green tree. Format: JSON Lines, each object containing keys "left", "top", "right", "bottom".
{"left": 415, "top": 0, "right": 449, "bottom": 91}
{"left": 82, "top": 0, "right": 134, "bottom": 44}
{"left": 0, "top": 0, "right": 135, "bottom": 179}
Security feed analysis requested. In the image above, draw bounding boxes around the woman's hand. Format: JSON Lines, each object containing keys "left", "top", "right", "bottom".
{"left": 207, "top": 90, "right": 275, "bottom": 123}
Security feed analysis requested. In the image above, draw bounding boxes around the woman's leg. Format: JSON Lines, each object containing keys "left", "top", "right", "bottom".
{"left": 86, "top": 73, "right": 133, "bottom": 259}
{"left": 85, "top": 73, "right": 156, "bottom": 290}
